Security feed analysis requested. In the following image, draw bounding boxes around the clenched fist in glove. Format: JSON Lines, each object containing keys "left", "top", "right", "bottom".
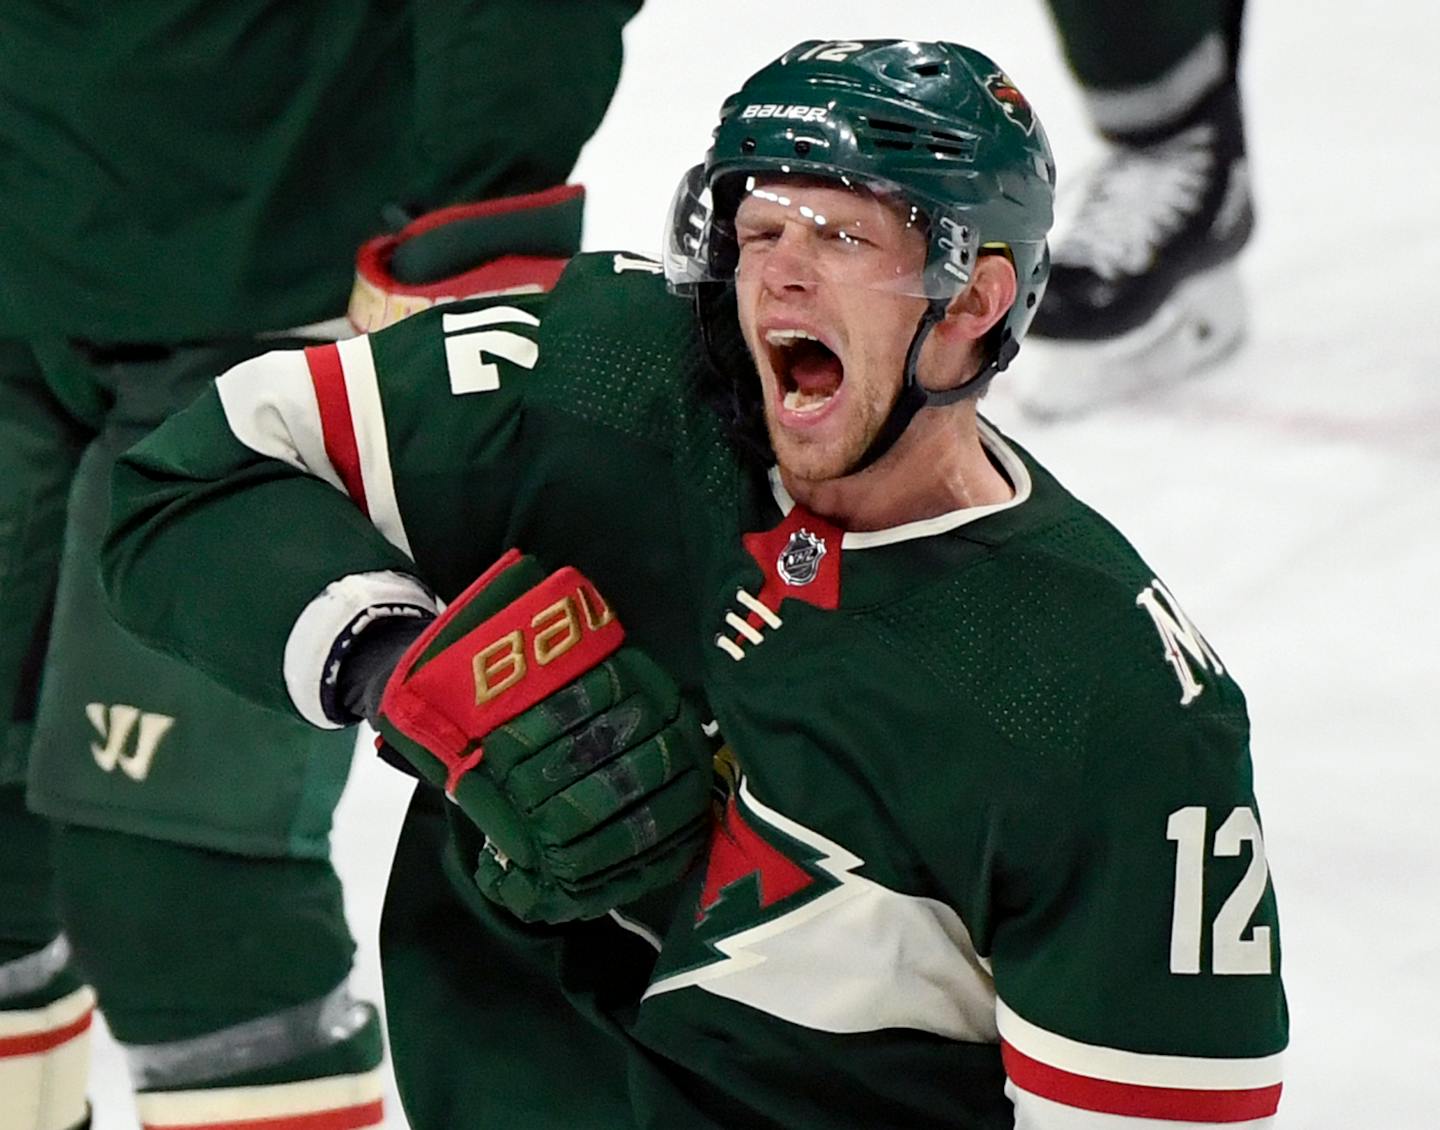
{"left": 371, "top": 549, "right": 714, "bottom": 923}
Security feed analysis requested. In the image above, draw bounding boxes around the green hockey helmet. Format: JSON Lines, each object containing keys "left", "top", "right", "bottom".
{"left": 667, "top": 39, "right": 1056, "bottom": 429}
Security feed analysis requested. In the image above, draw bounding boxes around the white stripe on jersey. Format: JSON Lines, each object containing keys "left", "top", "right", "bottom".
{"left": 766, "top": 418, "right": 1033, "bottom": 549}
{"left": 216, "top": 340, "right": 414, "bottom": 558}
{"left": 217, "top": 350, "right": 346, "bottom": 492}
{"left": 644, "top": 779, "right": 998, "bottom": 1042}
{"left": 135, "top": 1067, "right": 384, "bottom": 1127}
{"left": 1005, "top": 1085, "right": 1278, "bottom": 1130}
{"left": 334, "top": 336, "right": 413, "bottom": 559}
{"left": 283, "top": 570, "right": 438, "bottom": 729}
{"left": 997, "top": 999, "right": 1284, "bottom": 1091}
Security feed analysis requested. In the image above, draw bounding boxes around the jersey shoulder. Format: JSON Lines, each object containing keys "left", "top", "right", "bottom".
{"left": 871, "top": 439, "right": 1246, "bottom": 779}
{"left": 364, "top": 250, "right": 710, "bottom": 447}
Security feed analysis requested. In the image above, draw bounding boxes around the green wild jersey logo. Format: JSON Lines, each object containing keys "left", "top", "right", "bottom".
{"left": 658, "top": 778, "right": 840, "bottom": 982}
{"left": 643, "top": 776, "right": 1002, "bottom": 1042}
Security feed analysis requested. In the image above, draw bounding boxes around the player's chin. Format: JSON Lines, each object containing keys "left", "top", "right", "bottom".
{"left": 765, "top": 416, "right": 863, "bottom": 484}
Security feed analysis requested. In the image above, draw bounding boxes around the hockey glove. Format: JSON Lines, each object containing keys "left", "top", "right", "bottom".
{"left": 376, "top": 549, "right": 713, "bottom": 923}
{"left": 348, "top": 184, "right": 583, "bottom": 332}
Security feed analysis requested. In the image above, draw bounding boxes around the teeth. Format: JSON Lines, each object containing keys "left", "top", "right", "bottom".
{"left": 765, "top": 328, "right": 821, "bottom": 347}
{"left": 783, "top": 388, "right": 833, "bottom": 413}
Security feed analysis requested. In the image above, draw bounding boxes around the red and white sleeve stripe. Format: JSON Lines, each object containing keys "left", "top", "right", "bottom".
{"left": 136, "top": 1067, "right": 384, "bottom": 1130}
{"left": 997, "top": 999, "right": 1283, "bottom": 1127}
{"left": 215, "top": 337, "right": 413, "bottom": 559}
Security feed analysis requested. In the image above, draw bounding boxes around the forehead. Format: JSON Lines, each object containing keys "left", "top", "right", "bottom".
{"left": 734, "top": 174, "right": 919, "bottom": 228}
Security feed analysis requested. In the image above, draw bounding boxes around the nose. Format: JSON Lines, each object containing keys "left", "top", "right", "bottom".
{"left": 760, "top": 223, "right": 816, "bottom": 295}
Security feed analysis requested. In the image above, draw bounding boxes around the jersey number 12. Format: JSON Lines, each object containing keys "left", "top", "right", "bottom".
{"left": 1166, "top": 806, "right": 1273, "bottom": 975}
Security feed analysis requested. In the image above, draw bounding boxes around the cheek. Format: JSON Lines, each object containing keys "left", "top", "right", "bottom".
{"left": 853, "top": 304, "right": 919, "bottom": 385}
{"left": 886, "top": 294, "right": 927, "bottom": 344}
{"left": 733, "top": 279, "right": 765, "bottom": 359}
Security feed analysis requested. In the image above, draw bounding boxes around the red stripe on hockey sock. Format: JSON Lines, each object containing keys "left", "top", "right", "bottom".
{"left": 0, "top": 1007, "right": 93, "bottom": 1057}
{"left": 304, "top": 344, "right": 369, "bottom": 516}
{"left": 1002, "top": 1040, "right": 1282, "bottom": 1123}
{"left": 143, "top": 1097, "right": 384, "bottom": 1130}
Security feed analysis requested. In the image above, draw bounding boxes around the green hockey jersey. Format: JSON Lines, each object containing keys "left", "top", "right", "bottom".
{"left": 105, "top": 252, "right": 1287, "bottom": 1128}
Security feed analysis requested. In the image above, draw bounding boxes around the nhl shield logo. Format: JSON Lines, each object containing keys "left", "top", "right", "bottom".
{"left": 776, "top": 528, "right": 827, "bottom": 586}
{"left": 985, "top": 71, "right": 1036, "bottom": 135}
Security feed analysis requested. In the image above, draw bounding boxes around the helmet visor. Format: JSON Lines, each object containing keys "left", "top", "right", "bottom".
{"left": 664, "top": 165, "right": 978, "bottom": 300}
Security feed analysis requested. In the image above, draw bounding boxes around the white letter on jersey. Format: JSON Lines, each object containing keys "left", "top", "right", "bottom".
{"left": 441, "top": 307, "right": 540, "bottom": 395}
{"left": 1136, "top": 579, "right": 1223, "bottom": 705}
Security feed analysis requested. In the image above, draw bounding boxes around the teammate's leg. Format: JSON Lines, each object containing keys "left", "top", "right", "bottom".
{"left": 25, "top": 340, "right": 384, "bottom": 1125}
{"left": 1044, "top": 0, "right": 1243, "bottom": 102}
{"left": 1020, "top": 0, "right": 1253, "bottom": 416}
{"left": 0, "top": 339, "right": 90, "bottom": 794}
{"left": 0, "top": 342, "right": 95, "bottom": 1130}
{"left": 0, "top": 790, "right": 94, "bottom": 1130}
{"left": 54, "top": 828, "right": 384, "bottom": 1130}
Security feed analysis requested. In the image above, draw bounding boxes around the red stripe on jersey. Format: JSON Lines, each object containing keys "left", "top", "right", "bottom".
{"left": 304, "top": 344, "right": 369, "bottom": 516}
{"left": 143, "top": 1098, "right": 384, "bottom": 1130}
{"left": 0, "top": 1007, "right": 92, "bottom": 1058}
{"left": 1002, "top": 1040, "right": 1282, "bottom": 1123}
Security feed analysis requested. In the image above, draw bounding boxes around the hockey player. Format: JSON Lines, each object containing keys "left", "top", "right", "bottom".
{"left": 1015, "top": 0, "right": 1254, "bottom": 416}
{"left": 0, "top": 3, "right": 639, "bottom": 1128}
{"left": 101, "top": 40, "right": 1287, "bottom": 1129}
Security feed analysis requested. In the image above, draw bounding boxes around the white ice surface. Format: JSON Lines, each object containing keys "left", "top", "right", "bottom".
{"left": 89, "top": 2, "right": 1440, "bottom": 1127}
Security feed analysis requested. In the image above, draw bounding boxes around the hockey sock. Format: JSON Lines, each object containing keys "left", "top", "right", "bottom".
{"left": 0, "top": 788, "right": 94, "bottom": 1130}
{"left": 52, "top": 827, "right": 386, "bottom": 1127}
{"left": 129, "top": 994, "right": 385, "bottom": 1130}
{"left": 0, "top": 944, "right": 94, "bottom": 1130}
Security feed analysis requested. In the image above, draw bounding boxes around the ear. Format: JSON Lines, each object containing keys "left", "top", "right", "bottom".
{"left": 934, "top": 254, "right": 1018, "bottom": 344}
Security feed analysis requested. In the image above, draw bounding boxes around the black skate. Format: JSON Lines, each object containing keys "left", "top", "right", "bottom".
{"left": 1016, "top": 82, "right": 1254, "bottom": 418}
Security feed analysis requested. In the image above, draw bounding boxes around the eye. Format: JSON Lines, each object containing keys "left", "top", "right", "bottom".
{"left": 830, "top": 228, "right": 873, "bottom": 249}
{"left": 737, "top": 224, "right": 781, "bottom": 247}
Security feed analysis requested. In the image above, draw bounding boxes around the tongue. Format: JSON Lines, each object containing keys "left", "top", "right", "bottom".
{"left": 790, "top": 350, "right": 843, "bottom": 397}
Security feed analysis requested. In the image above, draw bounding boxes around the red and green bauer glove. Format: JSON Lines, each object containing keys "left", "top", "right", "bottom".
{"left": 376, "top": 549, "right": 714, "bottom": 923}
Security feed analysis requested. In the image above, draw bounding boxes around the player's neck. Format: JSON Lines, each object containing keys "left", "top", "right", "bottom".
{"left": 781, "top": 405, "right": 1012, "bottom": 532}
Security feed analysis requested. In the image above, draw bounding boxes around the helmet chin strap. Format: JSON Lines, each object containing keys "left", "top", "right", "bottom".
{"left": 694, "top": 282, "right": 1021, "bottom": 476}
{"left": 844, "top": 299, "right": 1015, "bottom": 475}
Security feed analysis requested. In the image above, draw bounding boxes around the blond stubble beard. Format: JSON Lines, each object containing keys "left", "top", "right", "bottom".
{"left": 765, "top": 364, "right": 903, "bottom": 482}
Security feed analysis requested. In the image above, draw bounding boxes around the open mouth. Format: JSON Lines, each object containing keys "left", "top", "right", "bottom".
{"left": 765, "top": 328, "right": 845, "bottom": 414}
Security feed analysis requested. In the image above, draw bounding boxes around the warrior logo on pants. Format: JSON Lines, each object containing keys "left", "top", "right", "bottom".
{"left": 86, "top": 703, "right": 174, "bottom": 782}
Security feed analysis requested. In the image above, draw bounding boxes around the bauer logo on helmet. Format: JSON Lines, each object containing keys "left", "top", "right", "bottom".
{"left": 739, "top": 104, "right": 830, "bottom": 124}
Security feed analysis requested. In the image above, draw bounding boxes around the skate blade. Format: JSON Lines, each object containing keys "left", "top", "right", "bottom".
{"left": 1011, "top": 264, "right": 1247, "bottom": 421}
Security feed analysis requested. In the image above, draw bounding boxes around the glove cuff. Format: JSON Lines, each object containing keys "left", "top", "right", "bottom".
{"left": 378, "top": 549, "right": 626, "bottom": 796}
{"left": 348, "top": 184, "right": 584, "bottom": 333}
{"left": 333, "top": 613, "right": 434, "bottom": 728}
